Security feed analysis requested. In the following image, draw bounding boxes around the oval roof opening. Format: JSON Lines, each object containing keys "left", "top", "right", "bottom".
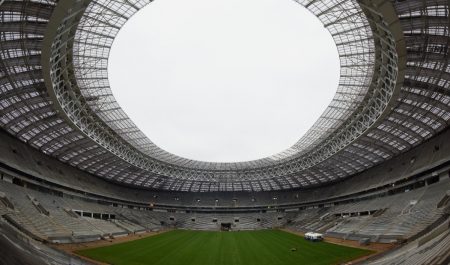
{"left": 109, "top": 0, "right": 340, "bottom": 162}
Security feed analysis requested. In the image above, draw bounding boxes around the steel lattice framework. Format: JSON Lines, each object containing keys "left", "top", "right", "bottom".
{"left": 1, "top": 0, "right": 449, "bottom": 192}
{"left": 71, "top": 0, "right": 378, "bottom": 167}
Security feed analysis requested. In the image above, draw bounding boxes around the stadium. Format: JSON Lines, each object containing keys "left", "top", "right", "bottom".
{"left": 0, "top": 0, "right": 449, "bottom": 264}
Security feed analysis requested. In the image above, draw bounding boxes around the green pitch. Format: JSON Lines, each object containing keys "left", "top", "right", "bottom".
{"left": 76, "top": 230, "right": 372, "bottom": 265}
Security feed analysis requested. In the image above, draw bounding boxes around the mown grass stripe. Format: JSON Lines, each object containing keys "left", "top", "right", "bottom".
{"left": 76, "top": 230, "right": 373, "bottom": 265}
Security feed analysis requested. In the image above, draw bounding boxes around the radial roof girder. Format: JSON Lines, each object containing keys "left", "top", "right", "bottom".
{"left": 1, "top": 95, "right": 48, "bottom": 117}
{"left": 17, "top": 115, "right": 60, "bottom": 139}
{"left": 320, "top": 152, "right": 364, "bottom": 177}
{"left": 352, "top": 141, "right": 394, "bottom": 163}
{"left": 400, "top": 16, "right": 450, "bottom": 32}
{"left": 404, "top": 78, "right": 449, "bottom": 96}
{"left": 396, "top": 99, "right": 446, "bottom": 127}
{"left": 71, "top": 147, "right": 109, "bottom": 168}
{"left": 404, "top": 67, "right": 450, "bottom": 82}
{"left": 0, "top": 69, "right": 42, "bottom": 86}
{"left": 56, "top": 139, "right": 99, "bottom": 160}
{"left": 352, "top": 136, "right": 396, "bottom": 158}
{"left": 339, "top": 144, "right": 380, "bottom": 166}
{"left": 393, "top": 0, "right": 449, "bottom": 14}
{"left": 0, "top": 81, "right": 46, "bottom": 97}
{"left": 0, "top": 86, "right": 45, "bottom": 107}
{"left": 407, "top": 52, "right": 449, "bottom": 63}
{"left": 400, "top": 89, "right": 450, "bottom": 113}
{"left": 2, "top": 55, "right": 41, "bottom": 68}
{"left": 371, "top": 127, "right": 412, "bottom": 149}
{"left": 0, "top": 22, "right": 47, "bottom": 35}
{"left": 93, "top": 158, "right": 127, "bottom": 176}
{"left": 3, "top": 105, "right": 56, "bottom": 133}
{"left": 0, "top": 38, "right": 43, "bottom": 51}
{"left": 0, "top": 1, "right": 55, "bottom": 19}
{"left": 33, "top": 126, "right": 77, "bottom": 147}
{"left": 404, "top": 35, "right": 450, "bottom": 49}
{"left": 382, "top": 118, "right": 424, "bottom": 143}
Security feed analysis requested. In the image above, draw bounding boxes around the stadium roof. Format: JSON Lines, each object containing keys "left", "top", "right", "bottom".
{"left": 1, "top": 0, "right": 449, "bottom": 192}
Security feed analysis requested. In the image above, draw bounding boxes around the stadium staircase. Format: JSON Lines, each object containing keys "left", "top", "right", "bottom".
{"left": 113, "top": 218, "right": 146, "bottom": 233}
{"left": 0, "top": 192, "right": 14, "bottom": 210}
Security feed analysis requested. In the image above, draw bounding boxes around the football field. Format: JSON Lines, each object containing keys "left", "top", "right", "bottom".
{"left": 76, "top": 229, "right": 372, "bottom": 265}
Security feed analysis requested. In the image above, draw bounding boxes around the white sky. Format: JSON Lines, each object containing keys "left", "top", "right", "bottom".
{"left": 108, "top": 0, "right": 340, "bottom": 162}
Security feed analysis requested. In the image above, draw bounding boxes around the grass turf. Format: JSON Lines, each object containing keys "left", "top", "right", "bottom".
{"left": 76, "top": 230, "right": 373, "bottom": 265}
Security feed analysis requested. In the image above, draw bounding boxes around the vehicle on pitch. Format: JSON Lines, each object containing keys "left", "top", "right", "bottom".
{"left": 304, "top": 232, "right": 324, "bottom": 242}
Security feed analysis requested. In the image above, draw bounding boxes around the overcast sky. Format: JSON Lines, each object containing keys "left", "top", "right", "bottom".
{"left": 108, "top": 0, "right": 340, "bottom": 162}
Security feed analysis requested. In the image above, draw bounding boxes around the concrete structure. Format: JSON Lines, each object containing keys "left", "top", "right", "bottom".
{"left": 0, "top": 0, "right": 449, "bottom": 264}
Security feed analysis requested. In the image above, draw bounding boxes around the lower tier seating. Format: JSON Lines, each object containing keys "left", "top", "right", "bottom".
{"left": 0, "top": 178, "right": 448, "bottom": 244}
